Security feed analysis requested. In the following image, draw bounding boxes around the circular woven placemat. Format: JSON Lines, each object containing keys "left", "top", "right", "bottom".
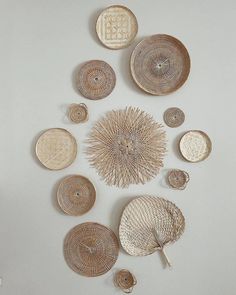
{"left": 130, "top": 34, "right": 190, "bottom": 95}
{"left": 35, "top": 128, "right": 77, "bottom": 170}
{"left": 163, "top": 107, "right": 185, "bottom": 128}
{"left": 114, "top": 269, "right": 136, "bottom": 293}
{"left": 96, "top": 5, "right": 138, "bottom": 49}
{"left": 57, "top": 175, "right": 96, "bottom": 216}
{"left": 77, "top": 60, "right": 116, "bottom": 100}
{"left": 64, "top": 223, "right": 119, "bottom": 277}
{"left": 119, "top": 196, "right": 185, "bottom": 256}
{"left": 179, "top": 130, "right": 212, "bottom": 162}
{"left": 68, "top": 103, "right": 88, "bottom": 123}
{"left": 167, "top": 169, "right": 189, "bottom": 190}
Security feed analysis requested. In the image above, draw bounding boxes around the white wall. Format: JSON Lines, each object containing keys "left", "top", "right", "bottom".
{"left": 1, "top": 0, "right": 236, "bottom": 294}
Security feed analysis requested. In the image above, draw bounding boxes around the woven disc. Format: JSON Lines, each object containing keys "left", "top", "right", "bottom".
{"left": 96, "top": 5, "right": 138, "bottom": 49}
{"left": 167, "top": 169, "right": 189, "bottom": 189}
{"left": 64, "top": 223, "right": 119, "bottom": 277}
{"left": 35, "top": 128, "right": 77, "bottom": 170}
{"left": 77, "top": 60, "right": 116, "bottom": 100}
{"left": 68, "top": 103, "right": 88, "bottom": 123}
{"left": 163, "top": 107, "right": 185, "bottom": 128}
{"left": 179, "top": 130, "right": 212, "bottom": 162}
{"left": 114, "top": 269, "right": 136, "bottom": 292}
{"left": 57, "top": 175, "right": 96, "bottom": 216}
{"left": 119, "top": 196, "right": 185, "bottom": 256}
{"left": 130, "top": 34, "right": 190, "bottom": 95}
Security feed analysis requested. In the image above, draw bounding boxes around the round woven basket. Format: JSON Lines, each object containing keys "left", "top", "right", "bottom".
{"left": 68, "top": 103, "right": 88, "bottom": 123}
{"left": 163, "top": 107, "right": 185, "bottom": 128}
{"left": 167, "top": 169, "right": 189, "bottom": 190}
{"left": 96, "top": 5, "right": 138, "bottom": 49}
{"left": 57, "top": 175, "right": 96, "bottom": 216}
{"left": 35, "top": 128, "right": 77, "bottom": 170}
{"left": 119, "top": 196, "right": 185, "bottom": 257}
{"left": 114, "top": 269, "right": 137, "bottom": 293}
{"left": 64, "top": 222, "right": 119, "bottom": 277}
{"left": 179, "top": 130, "right": 212, "bottom": 162}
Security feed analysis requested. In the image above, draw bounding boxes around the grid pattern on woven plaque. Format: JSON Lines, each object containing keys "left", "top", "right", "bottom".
{"left": 119, "top": 196, "right": 185, "bottom": 256}
{"left": 179, "top": 130, "right": 212, "bottom": 162}
{"left": 64, "top": 223, "right": 119, "bottom": 277}
{"left": 57, "top": 175, "right": 96, "bottom": 216}
{"left": 35, "top": 128, "right": 77, "bottom": 170}
{"left": 96, "top": 5, "right": 138, "bottom": 49}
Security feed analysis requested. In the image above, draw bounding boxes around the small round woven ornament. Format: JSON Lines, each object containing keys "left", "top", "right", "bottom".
{"left": 179, "top": 130, "right": 212, "bottom": 162}
{"left": 64, "top": 222, "right": 119, "bottom": 277}
{"left": 68, "top": 103, "right": 88, "bottom": 123}
{"left": 167, "top": 169, "right": 189, "bottom": 190}
{"left": 35, "top": 128, "right": 77, "bottom": 170}
{"left": 96, "top": 5, "right": 138, "bottom": 49}
{"left": 119, "top": 196, "right": 185, "bottom": 267}
{"left": 163, "top": 107, "right": 185, "bottom": 128}
{"left": 77, "top": 60, "right": 116, "bottom": 100}
{"left": 57, "top": 175, "right": 96, "bottom": 216}
{"left": 114, "top": 269, "right": 137, "bottom": 293}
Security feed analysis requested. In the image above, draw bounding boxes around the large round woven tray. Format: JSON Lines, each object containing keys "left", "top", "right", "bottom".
{"left": 179, "top": 130, "right": 212, "bottom": 162}
{"left": 35, "top": 128, "right": 77, "bottom": 170}
{"left": 119, "top": 196, "right": 185, "bottom": 256}
{"left": 77, "top": 60, "right": 116, "bottom": 100}
{"left": 57, "top": 175, "right": 96, "bottom": 216}
{"left": 64, "top": 223, "right": 119, "bottom": 277}
{"left": 130, "top": 34, "right": 190, "bottom": 95}
{"left": 96, "top": 5, "right": 138, "bottom": 49}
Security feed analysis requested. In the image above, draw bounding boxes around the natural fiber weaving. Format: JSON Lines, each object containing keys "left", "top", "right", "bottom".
{"left": 96, "top": 5, "right": 138, "bottom": 49}
{"left": 64, "top": 223, "right": 119, "bottom": 277}
{"left": 86, "top": 107, "right": 167, "bottom": 188}
{"left": 77, "top": 60, "right": 116, "bottom": 100}
{"left": 68, "top": 103, "right": 88, "bottom": 123}
{"left": 130, "top": 34, "right": 190, "bottom": 95}
{"left": 35, "top": 128, "right": 77, "bottom": 170}
{"left": 114, "top": 269, "right": 137, "bottom": 293}
{"left": 179, "top": 130, "right": 212, "bottom": 162}
{"left": 167, "top": 169, "right": 189, "bottom": 190}
{"left": 119, "top": 196, "right": 185, "bottom": 266}
{"left": 57, "top": 175, "right": 96, "bottom": 216}
{"left": 163, "top": 107, "right": 185, "bottom": 128}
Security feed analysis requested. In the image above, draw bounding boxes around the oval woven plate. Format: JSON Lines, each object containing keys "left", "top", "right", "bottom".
{"left": 57, "top": 175, "right": 96, "bottom": 216}
{"left": 77, "top": 60, "right": 116, "bottom": 100}
{"left": 96, "top": 5, "right": 138, "bottom": 49}
{"left": 179, "top": 130, "right": 212, "bottom": 162}
{"left": 64, "top": 223, "right": 119, "bottom": 277}
{"left": 130, "top": 34, "right": 190, "bottom": 95}
{"left": 119, "top": 196, "right": 185, "bottom": 256}
{"left": 35, "top": 128, "right": 77, "bottom": 170}
{"left": 68, "top": 103, "right": 88, "bottom": 123}
{"left": 163, "top": 107, "right": 185, "bottom": 128}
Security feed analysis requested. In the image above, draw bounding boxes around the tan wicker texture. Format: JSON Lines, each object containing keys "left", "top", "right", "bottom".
{"left": 119, "top": 196, "right": 185, "bottom": 259}
{"left": 167, "top": 169, "right": 189, "bottom": 190}
{"left": 64, "top": 223, "right": 119, "bottom": 277}
{"left": 68, "top": 103, "right": 88, "bottom": 123}
{"left": 130, "top": 34, "right": 190, "bottom": 95}
{"left": 77, "top": 60, "right": 116, "bottom": 100}
{"left": 163, "top": 107, "right": 185, "bottom": 128}
{"left": 114, "top": 269, "right": 137, "bottom": 293}
{"left": 96, "top": 5, "right": 138, "bottom": 49}
{"left": 57, "top": 175, "right": 96, "bottom": 216}
{"left": 35, "top": 128, "right": 77, "bottom": 170}
{"left": 86, "top": 107, "right": 167, "bottom": 188}
{"left": 179, "top": 130, "right": 212, "bottom": 162}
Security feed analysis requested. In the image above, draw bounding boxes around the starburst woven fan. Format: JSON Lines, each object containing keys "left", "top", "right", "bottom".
{"left": 86, "top": 107, "right": 167, "bottom": 188}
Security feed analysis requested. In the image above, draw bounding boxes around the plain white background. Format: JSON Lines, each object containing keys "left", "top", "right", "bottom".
{"left": 1, "top": 0, "right": 236, "bottom": 294}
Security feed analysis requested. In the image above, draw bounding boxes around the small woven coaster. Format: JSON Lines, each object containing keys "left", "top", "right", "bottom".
{"left": 163, "top": 107, "right": 185, "bottom": 128}
{"left": 68, "top": 103, "right": 88, "bottom": 123}
{"left": 167, "top": 169, "right": 189, "bottom": 190}
{"left": 114, "top": 269, "right": 137, "bottom": 293}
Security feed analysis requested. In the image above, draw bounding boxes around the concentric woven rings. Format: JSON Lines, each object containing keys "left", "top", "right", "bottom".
{"left": 179, "top": 130, "right": 212, "bottom": 162}
{"left": 114, "top": 269, "right": 137, "bottom": 293}
{"left": 163, "top": 107, "right": 185, "bottom": 128}
{"left": 96, "top": 5, "right": 138, "bottom": 49}
{"left": 77, "top": 60, "right": 116, "bottom": 100}
{"left": 57, "top": 175, "right": 96, "bottom": 216}
{"left": 119, "top": 196, "right": 185, "bottom": 256}
{"left": 130, "top": 34, "right": 191, "bottom": 95}
{"left": 167, "top": 169, "right": 189, "bottom": 190}
{"left": 68, "top": 103, "right": 88, "bottom": 123}
{"left": 64, "top": 222, "right": 119, "bottom": 277}
{"left": 35, "top": 128, "right": 77, "bottom": 170}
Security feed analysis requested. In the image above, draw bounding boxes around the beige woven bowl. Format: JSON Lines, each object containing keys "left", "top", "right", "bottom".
{"left": 35, "top": 128, "right": 77, "bottom": 170}
{"left": 64, "top": 222, "right": 119, "bottom": 277}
